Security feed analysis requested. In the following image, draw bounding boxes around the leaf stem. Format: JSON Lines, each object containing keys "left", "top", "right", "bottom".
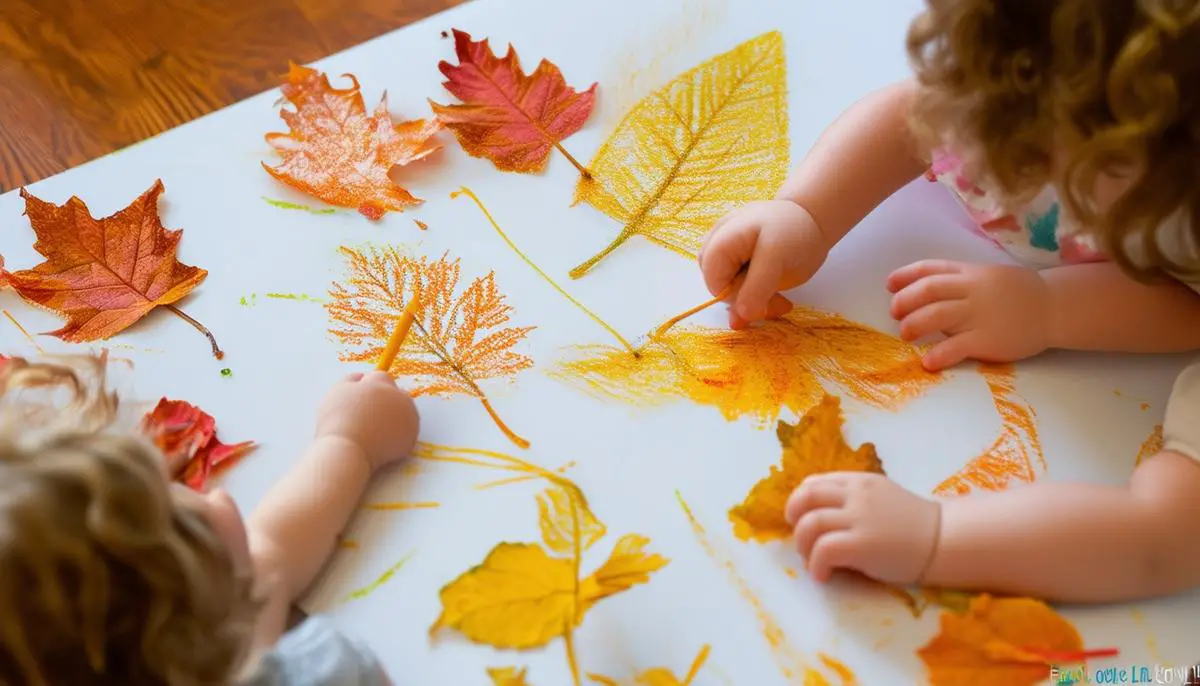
{"left": 479, "top": 396, "right": 530, "bottom": 449}
{"left": 569, "top": 229, "right": 632, "bottom": 280}
{"left": 555, "top": 142, "right": 592, "bottom": 180}
{"left": 165, "top": 305, "right": 223, "bottom": 360}
{"left": 651, "top": 276, "right": 739, "bottom": 340}
{"left": 452, "top": 186, "right": 635, "bottom": 355}
{"left": 682, "top": 645, "right": 712, "bottom": 685}
{"left": 564, "top": 629, "right": 583, "bottom": 686}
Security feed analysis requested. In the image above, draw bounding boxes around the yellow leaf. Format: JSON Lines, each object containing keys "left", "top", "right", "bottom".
{"left": 569, "top": 31, "right": 789, "bottom": 278}
{"left": 728, "top": 394, "right": 884, "bottom": 543}
{"left": 550, "top": 307, "right": 939, "bottom": 427}
{"left": 588, "top": 645, "right": 712, "bottom": 686}
{"left": 581, "top": 534, "right": 669, "bottom": 609}
{"left": 917, "top": 595, "right": 1087, "bottom": 686}
{"left": 430, "top": 543, "right": 578, "bottom": 649}
{"left": 537, "top": 483, "right": 607, "bottom": 556}
{"left": 488, "top": 667, "right": 531, "bottom": 686}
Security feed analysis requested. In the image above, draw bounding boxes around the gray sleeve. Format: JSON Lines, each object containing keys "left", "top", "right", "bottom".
{"left": 241, "top": 616, "right": 388, "bottom": 686}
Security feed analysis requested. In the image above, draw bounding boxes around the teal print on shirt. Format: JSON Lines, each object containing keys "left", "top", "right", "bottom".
{"left": 1026, "top": 203, "right": 1061, "bottom": 252}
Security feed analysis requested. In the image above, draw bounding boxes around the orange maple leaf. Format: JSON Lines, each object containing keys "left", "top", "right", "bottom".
{"left": 140, "top": 398, "right": 256, "bottom": 491}
{"left": 917, "top": 595, "right": 1116, "bottom": 686}
{"left": 4, "top": 182, "right": 222, "bottom": 358}
{"left": 431, "top": 29, "right": 596, "bottom": 176}
{"left": 327, "top": 246, "right": 535, "bottom": 448}
{"left": 263, "top": 62, "right": 442, "bottom": 220}
{"left": 728, "top": 394, "right": 884, "bottom": 543}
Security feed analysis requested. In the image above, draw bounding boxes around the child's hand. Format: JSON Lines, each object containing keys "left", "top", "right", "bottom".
{"left": 887, "top": 260, "right": 1051, "bottom": 371}
{"left": 315, "top": 372, "right": 419, "bottom": 471}
{"left": 785, "top": 472, "right": 940, "bottom": 584}
{"left": 698, "top": 200, "right": 827, "bottom": 329}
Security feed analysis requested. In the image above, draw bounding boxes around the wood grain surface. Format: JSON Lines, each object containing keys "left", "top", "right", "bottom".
{"left": 0, "top": 0, "right": 466, "bottom": 192}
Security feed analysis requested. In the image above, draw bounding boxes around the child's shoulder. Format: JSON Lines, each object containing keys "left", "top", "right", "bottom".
{"left": 240, "top": 616, "right": 388, "bottom": 686}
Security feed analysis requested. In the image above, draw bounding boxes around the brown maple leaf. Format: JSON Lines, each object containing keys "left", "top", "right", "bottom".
{"left": 4, "top": 182, "right": 222, "bottom": 358}
{"left": 263, "top": 62, "right": 442, "bottom": 220}
{"left": 327, "top": 246, "right": 535, "bottom": 448}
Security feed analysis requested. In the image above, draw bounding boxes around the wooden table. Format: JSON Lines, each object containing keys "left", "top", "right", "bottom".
{"left": 0, "top": 0, "right": 465, "bottom": 191}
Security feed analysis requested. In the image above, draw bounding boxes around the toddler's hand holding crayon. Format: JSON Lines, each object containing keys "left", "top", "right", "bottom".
{"left": 315, "top": 372, "right": 419, "bottom": 472}
{"left": 698, "top": 199, "right": 826, "bottom": 329}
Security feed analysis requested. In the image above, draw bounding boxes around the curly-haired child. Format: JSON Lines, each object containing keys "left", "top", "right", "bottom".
{"left": 699, "top": 0, "right": 1200, "bottom": 602}
{"left": 0, "top": 354, "right": 418, "bottom": 685}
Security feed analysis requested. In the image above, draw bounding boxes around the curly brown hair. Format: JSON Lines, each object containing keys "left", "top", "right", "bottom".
{"left": 906, "top": 0, "right": 1200, "bottom": 280}
{"left": 0, "top": 355, "right": 258, "bottom": 685}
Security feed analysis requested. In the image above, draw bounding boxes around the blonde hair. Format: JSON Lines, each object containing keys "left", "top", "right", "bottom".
{"left": 906, "top": 0, "right": 1200, "bottom": 280}
{"left": 0, "top": 354, "right": 258, "bottom": 685}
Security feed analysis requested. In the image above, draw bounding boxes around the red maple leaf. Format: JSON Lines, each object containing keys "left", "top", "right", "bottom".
{"left": 4, "top": 181, "right": 222, "bottom": 358}
{"left": 430, "top": 29, "right": 596, "bottom": 176}
{"left": 264, "top": 62, "right": 442, "bottom": 220}
{"left": 140, "top": 398, "right": 256, "bottom": 491}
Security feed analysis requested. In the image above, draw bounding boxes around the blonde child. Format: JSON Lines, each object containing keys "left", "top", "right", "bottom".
{"left": 699, "top": 0, "right": 1200, "bottom": 602}
{"left": 0, "top": 355, "right": 418, "bottom": 685}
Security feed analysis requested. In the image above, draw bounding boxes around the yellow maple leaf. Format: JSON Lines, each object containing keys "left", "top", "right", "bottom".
{"left": 581, "top": 534, "right": 670, "bottom": 609}
{"left": 917, "top": 595, "right": 1091, "bottom": 686}
{"left": 550, "top": 307, "right": 939, "bottom": 427}
{"left": 327, "top": 246, "right": 535, "bottom": 448}
{"left": 728, "top": 394, "right": 884, "bottom": 543}
{"left": 430, "top": 542, "right": 577, "bottom": 649}
{"left": 568, "top": 31, "right": 789, "bottom": 278}
{"left": 488, "top": 667, "right": 532, "bottom": 686}
{"left": 538, "top": 483, "right": 607, "bottom": 556}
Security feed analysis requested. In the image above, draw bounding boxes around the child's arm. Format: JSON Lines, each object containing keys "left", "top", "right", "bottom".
{"left": 787, "top": 363, "right": 1200, "bottom": 603}
{"left": 1042, "top": 262, "right": 1200, "bottom": 353}
{"left": 922, "top": 449, "right": 1200, "bottom": 602}
{"left": 246, "top": 372, "right": 418, "bottom": 645}
{"left": 700, "top": 79, "right": 928, "bottom": 327}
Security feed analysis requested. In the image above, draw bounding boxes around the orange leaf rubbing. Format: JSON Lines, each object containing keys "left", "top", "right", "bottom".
{"left": 917, "top": 595, "right": 1091, "bottom": 686}
{"left": 327, "top": 246, "right": 534, "bottom": 448}
{"left": 263, "top": 62, "right": 442, "bottom": 220}
{"left": 431, "top": 29, "right": 596, "bottom": 175}
{"left": 728, "top": 394, "right": 883, "bottom": 543}
{"left": 935, "top": 364, "right": 1044, "bottom": 496}
{"left": 551, "top": 307, "right": 940, "bottom": 426}
{"left": 140, "top": 398, "right": 256, "bottom": 490}
{"left": 5, "top": 182, "right": 221, "bottom": 357}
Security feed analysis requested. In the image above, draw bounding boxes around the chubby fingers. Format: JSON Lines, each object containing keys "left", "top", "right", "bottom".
{"left": 699, "top": 216, "right": 756, "bottom": 299}
{"left": 785, "top": 475, "right": 855, "bottom": 582}
{"left": 922, "top": 331, "right": 983, "bottom": 371}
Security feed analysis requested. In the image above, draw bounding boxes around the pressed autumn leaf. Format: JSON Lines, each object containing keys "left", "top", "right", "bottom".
{"left": 588, "top": 644, "right": 712, "bottom": 686}
{"left": 728, "top": 394, "right": 883, "bottom": 543}
{"left": 579, "top": 534, "right": 669, "bottom": 610}
{"left": 140, "top": 398, "right": 256, "bottom": 490}
{"left": 934, "top": 364, "right": 1045, "bottom": 496}
{"left": 569, "top": 31, "right": 788, "bottom": 278}
{"left": 263, "top": 62, "right": 442, "bottom": 220}
{"left": 5, "top": 182, "right": 221, "bottom": 358}
{"left": 917, "top": 595, "right": 1108, "bottom": 686}
{"left": 550, "top": 307, "right": 940, "bottom": 427}
{"left": 431, "top": 29, "right": 596, "bottom": 176}
{"left": 489, "top": 667, "right": 532, "bottom": 686}
{"left": 327, "top": 246, "right": 534, "bottom": 448}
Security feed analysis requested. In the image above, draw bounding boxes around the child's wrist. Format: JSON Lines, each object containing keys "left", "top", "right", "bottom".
{"left": 914, "top": 500, "right": 944, "bottom": 586}
{"left": 310, "top": 434, "right": 374, "bottom": 474}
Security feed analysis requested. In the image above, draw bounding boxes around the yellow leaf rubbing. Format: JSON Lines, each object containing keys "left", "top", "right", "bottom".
{"left": 488, "top": 666, "right": 531, "bottom": 686}
{"left": 550, "top": 307, "right": 940, "bottom": 426}
{"left": 1136, "top": 425, "right": 1164, "bottom": 466}
{"left": 588, "top": 644, "right": 711, "bottom": 686}
{"left": 327, "top": 246, "right": 535, "bottom": 448}
{"left": 729, "top": 394, "right": 883, "bottom": 543}
{"left": 539, "top": 483, "right": 607, "bottom": 555}
{"left": 569, "top": 31, "right": 789, "bottom": 278}
{"left": 934, "top": 364, "right": 1045, "bottom": 496}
